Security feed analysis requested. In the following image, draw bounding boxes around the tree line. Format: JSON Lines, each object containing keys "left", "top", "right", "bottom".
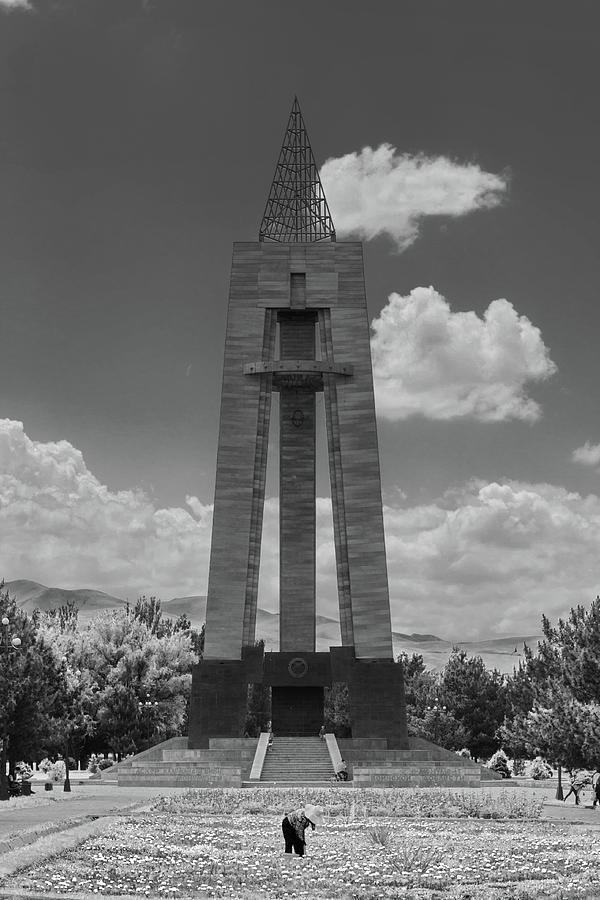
{"left": 0, "top": 585, "right": 202, "bottom": 773}
{"left": 2, "top": 579, "right": 600, "bottom": 773}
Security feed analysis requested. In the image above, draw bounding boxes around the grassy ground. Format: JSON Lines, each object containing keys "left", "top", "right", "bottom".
{"left": 5, "top": 788, "right": 600, "bottom": 899}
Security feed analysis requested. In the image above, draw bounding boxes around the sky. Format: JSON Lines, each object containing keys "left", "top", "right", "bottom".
{"left": 2, "top": 0, "right": 600, "bottom": 640}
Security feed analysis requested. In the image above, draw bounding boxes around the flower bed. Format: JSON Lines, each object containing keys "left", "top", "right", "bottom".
{"left": 8, "top": 800, "right": 600, "bottom": 899}
{"left": 153, "top": 786, "right": 544, "bottom": 820}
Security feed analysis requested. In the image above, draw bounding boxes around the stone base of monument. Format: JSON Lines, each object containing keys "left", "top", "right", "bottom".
{"left": 101, "top": 736, "right": 258, "bottom": 788}
{"left": 103, "top": 734, "right": 482, "bottom": 788}
{"left": 337, "top": 736, "right": 482, "bottom": 788}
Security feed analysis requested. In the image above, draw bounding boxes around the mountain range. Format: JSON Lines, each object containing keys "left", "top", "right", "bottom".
{"left": 5, "top": 579, "right": 540, "bottom": 674}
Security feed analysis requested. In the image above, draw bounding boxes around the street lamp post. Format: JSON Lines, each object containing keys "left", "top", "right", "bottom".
{"left": 426, "top": 697, "right": 447, "bottom": 745}
{"left": 61, "top": 659, "right": 81, "bottom": 793}
{"left": 0, "top": 616, "right": 22, "bottom": 801}
{"left": 138, "top": 695, "right": 158, "bottom": 751}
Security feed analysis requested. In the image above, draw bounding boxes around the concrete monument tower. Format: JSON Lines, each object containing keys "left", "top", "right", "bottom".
{"left": 189, "top": 99, "right": 408, "bottom": 749}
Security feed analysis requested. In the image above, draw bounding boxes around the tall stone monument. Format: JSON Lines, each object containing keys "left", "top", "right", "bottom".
{"left": 189, "top": 99, "right": 408, "bottom": 749}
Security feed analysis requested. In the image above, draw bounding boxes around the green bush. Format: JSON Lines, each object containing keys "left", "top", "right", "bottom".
{"left": 531, "top": 756, "right": 553, "bottom": 780}
{"left": 487, "top": 749, "right": 511, "bottom": 778}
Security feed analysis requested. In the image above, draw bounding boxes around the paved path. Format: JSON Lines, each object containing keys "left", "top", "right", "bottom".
{"left": 0, "top": 783, "right": 188, "bottom": 843}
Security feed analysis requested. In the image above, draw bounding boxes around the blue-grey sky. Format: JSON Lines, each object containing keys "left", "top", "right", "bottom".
{"left": 2, "top": 0, "right": 600, "bottom": 639}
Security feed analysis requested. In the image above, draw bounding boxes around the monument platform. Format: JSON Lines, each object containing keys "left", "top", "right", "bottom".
{"left": 338, "top": 737, "right": 482, "bottom": 788}
{"left": 102, "top": 733, "right": 482, "bottom": 789}
{"left": 100, "top": 737, "right": 258, "bottom": 788}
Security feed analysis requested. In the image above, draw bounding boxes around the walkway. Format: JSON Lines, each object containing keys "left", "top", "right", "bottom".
{"left": 0, "top": 782, "right": 188, "bottom": 844}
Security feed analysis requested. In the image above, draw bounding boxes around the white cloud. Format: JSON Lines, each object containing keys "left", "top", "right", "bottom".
{"left": 382, "top": 479, "right": 600, "bottom": 640}
{"left": 572, "top": 441, "right": 600, "bottom": 468}
{"left": 4, "top": 421, "right": 600, "bottom": 641}
{"left": 320, "top": 144, "right": 507, "bottom": 251}
{"left": 0, "top": 0, "right": 32, "bottom": 9}
{"left": 0, "top": 420, "right": 212, "bottom": 599}
{"left": 371, "top": 287, "right": 556, "bottom": 422}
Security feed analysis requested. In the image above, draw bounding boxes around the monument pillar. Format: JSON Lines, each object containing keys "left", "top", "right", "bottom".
{"left": 279, "top": 309, "right": 317, "bottom": 652}
{"left": 189, "top": 98, "right": 408, "bottom": 750}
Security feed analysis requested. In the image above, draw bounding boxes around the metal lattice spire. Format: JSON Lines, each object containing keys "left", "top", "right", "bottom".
{"left": 259, "top": 97, "right": 336, "bottom": 243}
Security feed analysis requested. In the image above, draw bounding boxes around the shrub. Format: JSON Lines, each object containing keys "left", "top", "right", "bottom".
{"left": 38, "top": 757, "right": 54, "bottom": 773}
{"left": 456, "top": 747, "right": 471, "bottom": 759}
{"left": 530, "top": 756, "right": 553, "bottom": 780}
{"left": 87, "top": 754, "right": 114, "bottom": 773}
{"left": 487, "top": 749, "right": 511, "bottom": 779}
{"left": 48, "top": 760, "right": 65, "bottom": 783}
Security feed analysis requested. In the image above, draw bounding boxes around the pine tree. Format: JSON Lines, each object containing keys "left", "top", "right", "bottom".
{"left": 500, "top": 597, "right": 600, "bottom": 769}
{"left": 440, "top": 648, "right": 506, "bottom": 759}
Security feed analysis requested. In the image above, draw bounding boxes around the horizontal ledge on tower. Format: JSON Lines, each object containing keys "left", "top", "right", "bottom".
{"left": 243, "top": 359, "right": 353, "bottom": 377}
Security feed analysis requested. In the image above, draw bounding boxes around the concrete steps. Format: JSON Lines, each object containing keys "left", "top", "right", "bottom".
{"left": 260, "top": 736, "right": 335, "bottom": 783}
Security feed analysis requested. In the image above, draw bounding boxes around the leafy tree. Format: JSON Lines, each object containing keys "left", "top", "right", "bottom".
{"left": 133, "top": 597, "right": 204, "bottom": 648}
{"left": 36, "top": 604, "right": 98, "bottom": 774}
{"left": 397, "top": 651, "right": 437, "bottom": 731}
{"left": 0, "top": 583, "right": 65, "bottom": 785}
{"left": 244, "top": 684, "right": 271, "bottom": 736}
{"left": 413, "top": 703, "right": 470, "bottom": 750}
{"left": 440, "top": 648, "right": 506, "bottom": 759}
{"left": 63, "top": 609, "right": 198, "bottom": 757}
{"left": 324, "top": 683, "right": 351, "bottom": 737}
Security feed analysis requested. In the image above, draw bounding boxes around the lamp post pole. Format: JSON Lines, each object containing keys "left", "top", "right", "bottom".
{"left": 61, "top": 659, "right": 81, "bottom": 793}
{"left": 0, "top": 616, "right": 22, "bottom": 802}
{"left": 138, "top": 696, "right": 158, "bottom": 751}
{"left": 426, "top": 697, "right": 447, "bottom": 746}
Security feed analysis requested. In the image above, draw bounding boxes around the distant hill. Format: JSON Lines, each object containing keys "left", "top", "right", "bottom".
{"left": 392, "top": 633, "right": 543, "bottom": 675}
{"left": 6, "top": 579, "right": 127, "bottom": 623}
{"left": 5, "top": 580, "right": 540, "bottom": 673}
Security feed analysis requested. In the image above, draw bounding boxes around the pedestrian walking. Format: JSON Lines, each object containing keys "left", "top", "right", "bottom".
{"left": 281, "top": 803, "right": 324, "bottom": 856}
{"left": 563, "top": 770, "right": 590, "bottom": 805}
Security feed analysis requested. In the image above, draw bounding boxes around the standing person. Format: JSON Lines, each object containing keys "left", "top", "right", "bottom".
{"left": 593, "top": 770, "right": 600, "bottom": 808}
{"left": 281, "top": 803, "right": 324, "bottom": 856}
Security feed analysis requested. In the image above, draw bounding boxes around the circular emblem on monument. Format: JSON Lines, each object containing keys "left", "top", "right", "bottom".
{"left": 291, "top": 409, "right": 304, "bottom": 428}
{"left": 288, "top": 657, "right": 308, "bottom": 678}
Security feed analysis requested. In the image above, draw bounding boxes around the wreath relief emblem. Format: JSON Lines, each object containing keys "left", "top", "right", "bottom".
{"left": 288, "top": 657, "right": 308, "bottom": 678}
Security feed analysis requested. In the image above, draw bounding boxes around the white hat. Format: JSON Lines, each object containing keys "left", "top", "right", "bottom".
{"left": 304, "top": 804, "right": 324, "bottom": 826}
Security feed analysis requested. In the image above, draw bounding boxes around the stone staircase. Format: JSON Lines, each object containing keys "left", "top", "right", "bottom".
{"left": 259, "top": 736, "right": 336, "bottom": 784}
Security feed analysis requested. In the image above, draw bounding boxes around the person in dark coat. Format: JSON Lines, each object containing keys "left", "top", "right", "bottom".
{"left": 281, "top": 803, "right": 324, "bottom": 856}
{"left": 593, "top": 771, "right": 600, "bottom": 808}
